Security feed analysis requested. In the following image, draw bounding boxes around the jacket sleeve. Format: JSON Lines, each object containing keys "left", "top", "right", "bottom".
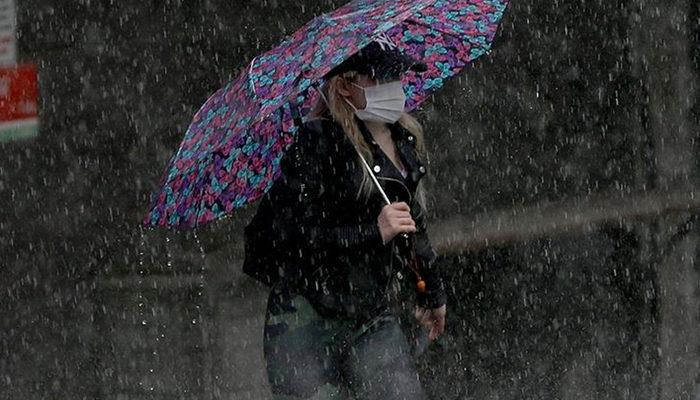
{"left": 411, "top": 199, "right": 448, "bottom": 309}
{"left": 266, "top": 121, "right": 384, "bottom": 252}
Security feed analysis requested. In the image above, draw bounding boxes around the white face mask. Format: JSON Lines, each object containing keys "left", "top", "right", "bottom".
{"left": 345, "top": 80, "right": 407, "bottom": 124}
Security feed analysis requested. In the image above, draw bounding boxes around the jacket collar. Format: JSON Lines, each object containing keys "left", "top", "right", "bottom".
{"left": 354, "top": 116, "right": 427, "bottom": 187}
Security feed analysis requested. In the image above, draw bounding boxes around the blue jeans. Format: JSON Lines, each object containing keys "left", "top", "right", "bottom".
{"left": 263, "top": 282, "right": 428, "bottom": 400}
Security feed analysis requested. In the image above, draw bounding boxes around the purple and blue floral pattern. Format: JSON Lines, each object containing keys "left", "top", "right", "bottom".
{"left": 145, "top": 0, "right": 509, "bottom": 227}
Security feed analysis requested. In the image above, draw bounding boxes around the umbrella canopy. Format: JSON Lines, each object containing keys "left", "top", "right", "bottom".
{"left": 144, "top": 0, "right": 510, "bottom": 228}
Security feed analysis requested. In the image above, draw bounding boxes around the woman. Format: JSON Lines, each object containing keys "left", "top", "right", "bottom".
{"left": 243, "top": 35, "right": 447, "bottom": 400}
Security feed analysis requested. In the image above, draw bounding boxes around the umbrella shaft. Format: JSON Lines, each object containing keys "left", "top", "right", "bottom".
{"left": 355, "top": 146, "right": 391, "bottom": 205}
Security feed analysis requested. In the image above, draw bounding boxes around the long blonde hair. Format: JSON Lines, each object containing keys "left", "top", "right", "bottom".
{"left": 309, "top": 71, "right": 428, "bottom": 210}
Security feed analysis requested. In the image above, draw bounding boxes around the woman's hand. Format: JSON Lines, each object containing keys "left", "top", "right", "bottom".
{"left": 414, "top": 304, "right": 447, "bottom": 341}
{"left": 377, "top": 202, "right": 417, "bottom": 245}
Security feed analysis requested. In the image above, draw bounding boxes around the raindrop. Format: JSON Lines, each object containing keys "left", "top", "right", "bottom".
{"left": 165, "top": 233, "right": 173, "bottom": 268}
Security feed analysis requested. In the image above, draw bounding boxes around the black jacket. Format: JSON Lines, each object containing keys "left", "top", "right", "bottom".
{"left": 242, "top": 114, "right": 447, "bottom": 318}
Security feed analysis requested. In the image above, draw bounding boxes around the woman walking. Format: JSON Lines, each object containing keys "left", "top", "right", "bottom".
{"left": 243, "top": 34, "right": 447, "bottom": 400}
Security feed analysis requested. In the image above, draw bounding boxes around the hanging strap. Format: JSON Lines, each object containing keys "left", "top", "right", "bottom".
{"left": 288, "top": 101, "right": 303, "bottom": 129}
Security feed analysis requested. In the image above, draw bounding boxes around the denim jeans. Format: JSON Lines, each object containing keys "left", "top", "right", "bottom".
{"left": 263, "top": 281, "right": 428, "bottom": 400}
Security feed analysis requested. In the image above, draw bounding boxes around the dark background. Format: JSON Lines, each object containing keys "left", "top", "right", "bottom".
{"left": 2, "top": 0, "right": 699, "bottom": 399}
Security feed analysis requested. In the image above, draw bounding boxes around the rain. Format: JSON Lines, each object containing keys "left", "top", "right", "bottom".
{"left": 2, "top": 0, "right": 699, "bottom": 399}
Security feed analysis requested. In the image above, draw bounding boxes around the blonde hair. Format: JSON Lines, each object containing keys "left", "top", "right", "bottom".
{"left": 309, "top": 71, "right": 428, "bottom": 210}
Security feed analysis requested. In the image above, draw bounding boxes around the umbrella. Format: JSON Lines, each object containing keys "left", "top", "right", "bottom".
{"left": 144, "top": 0, "right": 510, "bottom": 228}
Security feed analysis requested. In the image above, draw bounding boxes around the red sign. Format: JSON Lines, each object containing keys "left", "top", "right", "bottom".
{"left": 0, "top": 63, "right": 39, "bottom": 141}
{"left": 0, "top": 63, "right": 38, "bottom": 121}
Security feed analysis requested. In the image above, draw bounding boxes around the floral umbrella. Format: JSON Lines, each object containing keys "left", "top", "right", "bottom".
{"left": 144, "top": 0, "right": 510, "bottom": 228}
